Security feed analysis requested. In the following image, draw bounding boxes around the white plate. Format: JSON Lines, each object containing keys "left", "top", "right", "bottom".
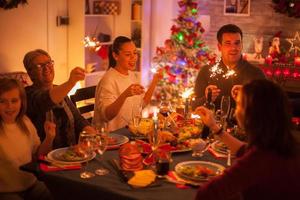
{"left": 107, "top": 133, "right": 129, "bottom": 148}
{"left": 175, "top": 161, "right": 225, "bottom": 182}
{"left": 47, "top": 147, "right": 96, "bottom": 165}
{"left": 211, "top": 141, "right": 229, "bottom": 154}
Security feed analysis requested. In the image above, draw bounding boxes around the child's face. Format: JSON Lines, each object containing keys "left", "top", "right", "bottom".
{"left": 0, "top": 88, "right": 21, "bottom": 123}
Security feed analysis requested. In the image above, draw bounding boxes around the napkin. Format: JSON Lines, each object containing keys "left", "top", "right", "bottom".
{"left": 208, "top": 147, "right": 228, "bottom": 159}
{"left": 166, "top": 171, "right": 200, "bottom": 189}
{"left": 208, "top": 147, "right": 236, "bottom": 159}
{"left": 38, "top": 155, "right": 81, "bottom": 172}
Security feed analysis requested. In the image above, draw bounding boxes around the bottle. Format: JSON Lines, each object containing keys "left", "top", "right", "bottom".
{"left": 201, "top": 88, "right": 215, "bottom": 139}
{"left": 203, "top": 88, "right": 215, "bottom": 112}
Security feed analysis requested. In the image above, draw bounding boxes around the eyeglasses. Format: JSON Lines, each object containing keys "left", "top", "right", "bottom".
{"left": 36, "top": 60, "right": 54, "bottom": 69}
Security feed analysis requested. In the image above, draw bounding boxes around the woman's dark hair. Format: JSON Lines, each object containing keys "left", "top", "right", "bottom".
{"left": 108, "top": 36, "right": 132, "bottom": 68}
{"left": 0, "top": 78, "right": 30, "bottom": 135}
{"left": 242, "top": 79, "right": 294, "bottom": 156}
{"left": 217, "top": 24, "right": 243, "bottom": 43}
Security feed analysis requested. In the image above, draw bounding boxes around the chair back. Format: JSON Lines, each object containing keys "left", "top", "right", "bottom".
{"left": 70, "top": 85, "right": 96, "bottom": 123}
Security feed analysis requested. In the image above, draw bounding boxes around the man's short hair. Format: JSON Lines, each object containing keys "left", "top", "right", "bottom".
{"left": 217, "top": 24, "right": 243, "bottom": 43}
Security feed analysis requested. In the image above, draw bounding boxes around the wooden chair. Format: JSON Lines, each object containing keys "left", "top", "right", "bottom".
{"left": 70, "top": 85, "right": 96, "bottom": 123}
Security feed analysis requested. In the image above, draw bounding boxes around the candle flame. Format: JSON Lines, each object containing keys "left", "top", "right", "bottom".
{"left": 152, "top": 107, "right": 159, "bottom": 120}
{"left": 182, "top": 88, "right": 194, "bottom": 99}
{"left": 191, "top": 114, "right": 200, "bottom": 119}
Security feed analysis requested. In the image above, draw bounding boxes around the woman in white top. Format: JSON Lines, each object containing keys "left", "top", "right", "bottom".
{"left": 94, "top": 36, "right": 160, "bottom": 131}
{"left": 0, "top": 78, "right": 55, "bottom": 200}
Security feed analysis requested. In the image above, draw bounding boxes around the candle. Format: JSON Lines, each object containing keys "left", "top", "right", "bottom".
{"left": 152, "top": 107, "right": 159, "bottom": 150}
{"left": 181, "top": 88, "right": 193, "bottom": 119}
{"left": 294, "top": 57, "right": 300, "bottom": 67}
{"left": 265, "top": 55, "right": 273, "bottom": 65}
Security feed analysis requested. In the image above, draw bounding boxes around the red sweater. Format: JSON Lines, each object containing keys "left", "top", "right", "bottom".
{"left": 195, "top": 146, "right": 300, "bottom": 200}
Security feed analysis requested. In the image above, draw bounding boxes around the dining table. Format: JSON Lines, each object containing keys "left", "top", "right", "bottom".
{"left": 21, "top": 128, "right": 228, "bottom": 200}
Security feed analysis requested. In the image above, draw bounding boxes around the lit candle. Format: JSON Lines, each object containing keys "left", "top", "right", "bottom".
{"left": 265, "top": 55, "right": 273, "bottom": 65}
{"left": 152, "top": 107, "right": 159, "bottom": 149}
{"left": 181, "top": 88, "right": 194, "bottom": 119}
{"left": 294, "top": 57, "right": 300, "bottom": 67}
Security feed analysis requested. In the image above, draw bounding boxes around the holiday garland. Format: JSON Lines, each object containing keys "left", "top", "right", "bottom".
{"left": 272, "top": 0, "right": 300, "bottom": 18}
{"left": 0, "top": 0, "right": 27, "bottom": 10}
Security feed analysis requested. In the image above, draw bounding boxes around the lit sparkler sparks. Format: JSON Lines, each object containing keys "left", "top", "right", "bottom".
{"left": 223, "top": 69, "right": 236, "bottom": 79}
{"left": 209, "top": 58, "right": 236, "bottom": 79}
{"left": 181, "top": 88, "right": 194, "bottom": 99}
{"left": 83, "top": 36, "right": 101, "bottom": 52}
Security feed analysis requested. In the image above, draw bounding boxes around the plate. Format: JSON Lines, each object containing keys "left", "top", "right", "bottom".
{"left": 211, "top": 141, "right": 228, "bottom": 155}
{"left": 171, "top": 145, "right": 192, "bottom": 153}
{"left": 175, "top": 161, "right": 225, "bottom": 182}
{"left": 47, "top": 147, "right": 96, "bottom": 165}
{"left": 107, "top": 133, "right": 129, "bottom": 149}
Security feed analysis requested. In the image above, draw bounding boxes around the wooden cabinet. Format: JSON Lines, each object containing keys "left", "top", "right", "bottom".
{"left": 68, "top": 0, "right": 150, "bottom": 86}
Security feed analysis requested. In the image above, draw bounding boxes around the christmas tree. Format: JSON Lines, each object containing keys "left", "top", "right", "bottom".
{"left": 152, "top": 0, "right": 216, "bottom": 101}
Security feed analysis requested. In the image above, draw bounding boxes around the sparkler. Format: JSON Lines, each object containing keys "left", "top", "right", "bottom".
{"left": 83, "top": 36, "right": 101, "bottom": 52}
{"left": 209, "top": 58, "right": 237, "bottom": 79}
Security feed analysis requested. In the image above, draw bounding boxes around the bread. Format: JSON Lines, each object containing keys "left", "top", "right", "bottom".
{"left": 127, "top": 170, "right": 156, "bottom": 187}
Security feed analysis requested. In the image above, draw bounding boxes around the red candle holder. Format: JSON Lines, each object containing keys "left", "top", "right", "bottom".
{"left": 294, "top": 57, "right": 300, "bottom": 67}
{"left": 265, "top": 55, "right": 273, "bottom": 65}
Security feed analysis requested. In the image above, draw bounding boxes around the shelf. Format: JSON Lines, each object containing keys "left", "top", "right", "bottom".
{"left": 131, "top": 19, "right": 142, "bottom": 23}
{"left": 100, "top": 41, "right": 113, "bottom": 45}
{"left": 85, "top": 14, "right": 113, "bottom": 17}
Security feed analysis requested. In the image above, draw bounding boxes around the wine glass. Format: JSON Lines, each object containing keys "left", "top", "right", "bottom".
{"left": 159, "top": 100, "right": 173, "bottom": 129}
{"left": 159, "top": 100, "right": 172, "bottom": 117}
{"left": 78, "top": 131, "right": 96, "bottom": 179}
{"left": 216, "top": 96, "right": 231, "bottom": 128}
{"left": 190, "top": 138, "right": 208, "bottom": 157}
{"left": 132, "top": 104, "right": 142, "bottom": 128}
{"left": 220, "top": 95, "right": 231, "bottom": 128}
{"left": 94, "top": 130, "right": 109, "bottom": 175}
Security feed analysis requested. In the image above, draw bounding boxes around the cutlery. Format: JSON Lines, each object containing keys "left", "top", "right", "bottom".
{"left": 164, "top": 175, "right": 199, "bottom": 188}
{"left": 38, "top": 158, "right": 66, "bottom": 169}
{"left": 227, "top": 149, "right": 231, "bottom": 166}
{"left": 110, "top": 159, "right": 129, "bottom": 183}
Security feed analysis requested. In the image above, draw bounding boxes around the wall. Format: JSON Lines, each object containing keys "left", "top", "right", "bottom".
{"left": 0, "top": 0, "right": 69, "bottom": 84}
{"left": 149, "top": 0, "right": 300, "bottom": 59}
{"left": 203, "top": 0, "right": 300, "bottom": 57}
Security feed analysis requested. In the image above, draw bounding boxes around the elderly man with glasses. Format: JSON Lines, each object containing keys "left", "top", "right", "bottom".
{"left": 23, "top": 49, "right": 96, "bottom": 149}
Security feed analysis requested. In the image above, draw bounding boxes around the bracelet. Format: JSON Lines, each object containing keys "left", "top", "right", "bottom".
{"left": 213, "top": 125, "right": 223, "bottom": 136}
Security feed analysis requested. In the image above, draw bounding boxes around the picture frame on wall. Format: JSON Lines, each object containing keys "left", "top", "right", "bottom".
{"left": 224, "top": 0, "right": 250, "bottom": 16}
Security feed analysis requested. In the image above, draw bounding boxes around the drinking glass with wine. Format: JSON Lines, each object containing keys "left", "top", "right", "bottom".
{"left": 78, "top": 131, "right": 96, "bottom": 179}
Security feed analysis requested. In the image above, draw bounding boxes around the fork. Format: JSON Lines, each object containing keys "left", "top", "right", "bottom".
{"left": 227, "top": 149, "right": 231, "bottom": 166}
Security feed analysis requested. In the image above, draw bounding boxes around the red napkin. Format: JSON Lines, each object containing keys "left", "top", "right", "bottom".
{"left": 38, "top": 155, "right": 81, "bottom": 172}
{"left": 167, "top": 171, "right": 189, "bottom": 189}
{"left": 208, "top": 147, "right": 227, "bottom": 159}
{"left": 39, "top": 163, "right": 81, "bottom": 172}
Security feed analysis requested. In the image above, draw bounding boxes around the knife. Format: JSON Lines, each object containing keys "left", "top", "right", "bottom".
{"left": 110, "top": 159, "right": 129, "bottom": 183}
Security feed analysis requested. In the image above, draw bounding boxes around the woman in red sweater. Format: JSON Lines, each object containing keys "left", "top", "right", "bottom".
{"left": 195, "top": 79, "right": 300, "bottom": 200}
